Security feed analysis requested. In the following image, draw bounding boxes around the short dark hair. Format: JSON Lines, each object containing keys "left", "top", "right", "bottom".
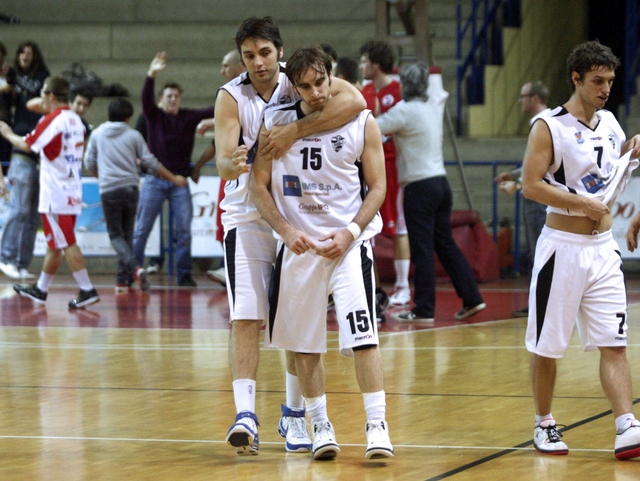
{"left": 320, "top": 44, "right": 338, "bottom": 62}
{"left": 159, "top": 81, "right": 183, "bottom": 96}
{"left": 566, "top": 40, "right": 620, "bottom": 93}
{"left": 400, "top": 63, "right": 429, "bottom": 102}
{"left": 108, "top": 98, "right": 134, "bottom": 122}
{"left": 527, "top": 81, "right": 549, "bottom": 104}
{"left": 235, "top": 16, "right": 283, "bottom": 53}
{"left": 286, "top": 45, "right": 332, "bottom": 87}
{"left": 14, "top": 40, "right": 48, "bottom": 77}
{"left": 360, "top": 40, "right": 395, "bottom": 74}
{"left": 70, "top": 87, "right": 94, "bottom": 105}
{"left": 334, "top": 57, "right": 359, "bottom": 84}
{"left": 44, "top": 76, "right": 70, "bottom": 103}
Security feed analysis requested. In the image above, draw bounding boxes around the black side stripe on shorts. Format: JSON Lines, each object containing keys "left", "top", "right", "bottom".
{"left": 535, "top": 251, "right": 556, "bottom": 346}
{"left": 269, "top": 244, "right": 285, "bottom": 341}
{"left": 359, "top": 242, "right": 376, "bottom": 336}
{"left": 225, "top": 227, "right": 237, "bottom": 309}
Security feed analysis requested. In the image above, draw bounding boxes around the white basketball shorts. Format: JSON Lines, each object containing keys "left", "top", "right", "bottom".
{"left": 223, "top": 217, "right": 278, "bottom": 323}
{"left": 266, "top": 239, "right": 379, "bottom": 357}
{"left": 526, "top": 226, "right": 628, "bottom": 358}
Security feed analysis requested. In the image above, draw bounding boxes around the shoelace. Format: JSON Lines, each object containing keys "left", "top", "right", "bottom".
{"left": 288, "top": 416, "right": 309, "bottom": 439}
{"left": 315, "top": 420, "right": 332, "bottom": 435}
{"left": 541, "top": 424, "right": 564, "bottom": 443}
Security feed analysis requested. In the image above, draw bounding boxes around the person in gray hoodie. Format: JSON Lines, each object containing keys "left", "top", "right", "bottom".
{"left": 84, "top": 98, "right": 187, "bottom": 292}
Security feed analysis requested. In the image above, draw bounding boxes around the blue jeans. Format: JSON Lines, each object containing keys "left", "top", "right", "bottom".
{"left": 102, "top": 186, "right": 140, "bottom": 284}
{"left": 1, "top": 153, "right": 39, "bottom": 269}
{"left": 132, "top": 176, "right": 193, "bottom": 275}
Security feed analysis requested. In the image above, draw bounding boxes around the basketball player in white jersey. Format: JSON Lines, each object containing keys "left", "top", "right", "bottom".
{"left": 522, "top": 40, "right": 640, "bottom": 460}
{"left": 250, "top": 45, "right": 392, "bottom": 460}
{"left": 215, "top": 17, "right": 366, "bottom": 455}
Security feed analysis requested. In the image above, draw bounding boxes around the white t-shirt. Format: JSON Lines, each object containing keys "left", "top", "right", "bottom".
{"left": 25, "top": 106, "right": 85, "bottom": 215}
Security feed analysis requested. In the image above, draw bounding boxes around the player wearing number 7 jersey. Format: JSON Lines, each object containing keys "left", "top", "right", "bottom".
{"left": 522, "top": 40, "right": 640, "bottom": 460}
{"left": 250, "top": 45, "right": 393, "bottom": 461}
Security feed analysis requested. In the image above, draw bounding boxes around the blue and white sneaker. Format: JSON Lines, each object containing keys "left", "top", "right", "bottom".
{"left": 226, "top": 411, "right": 259, "bottom": 455}
{"left": 277, "top": 404, "right": 312, "bottom": 452}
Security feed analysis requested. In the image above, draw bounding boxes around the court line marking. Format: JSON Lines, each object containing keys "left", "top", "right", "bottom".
{"left": 0, "top": 435, "right": 613, "bottom": 455}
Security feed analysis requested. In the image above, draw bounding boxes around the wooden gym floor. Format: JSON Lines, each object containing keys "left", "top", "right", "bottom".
{"left": 0, "top": 273, "right": 639, "bottom": 480}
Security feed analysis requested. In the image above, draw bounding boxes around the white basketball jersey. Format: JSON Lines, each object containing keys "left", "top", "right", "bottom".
{"left": 540, "top": 107, "right": 629, "bottom": 216}
{"left": 264, "top": 104, "right": 382, "bottom": 243}
{"left": 219, "top": 64, "right": 299, "bottom": 229}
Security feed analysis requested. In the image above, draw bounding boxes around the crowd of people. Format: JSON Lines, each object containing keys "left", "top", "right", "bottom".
{"left": 1, "top": 17, "right": 640, "bottom": 462}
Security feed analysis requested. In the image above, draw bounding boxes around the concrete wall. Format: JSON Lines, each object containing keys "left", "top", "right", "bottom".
{"left": 467, "top": 0, "right": 587, "bottom": 137}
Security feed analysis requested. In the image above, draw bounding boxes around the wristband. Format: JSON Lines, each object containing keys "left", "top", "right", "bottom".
{"left": 346, "top": 222, "right": 361, "bottom": 240}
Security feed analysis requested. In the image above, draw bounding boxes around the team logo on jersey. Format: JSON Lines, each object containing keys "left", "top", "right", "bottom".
{"left": 575, "top": 131, "right": 584, "bottom": 144}
{"left": 580, "top": 173, "right": 604, "bottom": 193}
{"left": 279, "top": 95, "right": 291, "bottom": 104}
{"left": 381, "top": 94, "right": 395, "bottom": 107}
{"left": 609, "top": 134, "right": 616, "bottom": 150}
{"left": 331, "top": 135, "right": 345, "bottom": 152}
{"left": 283, "top": 175, "right": 302, "bottom": 197}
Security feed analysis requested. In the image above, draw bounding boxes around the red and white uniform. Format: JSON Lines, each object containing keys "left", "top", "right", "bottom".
{"left": 25, "top": 106, "right": 85, "bottom": 215}
{"left": 361, "top": 80, "right": 401, "bottom": 236}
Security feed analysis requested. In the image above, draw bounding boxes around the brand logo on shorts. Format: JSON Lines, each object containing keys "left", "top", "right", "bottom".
{"left": 299, "top": 203, "right": 329, "bottom": 214}
{"left": 615, "top": 336, "right": 627, "bottom": 341}
{"left": 355, "top": 334, "right": 373, "bottom": 341}
{"left": 283, "top": 175, "right": 302, "bottom": 197}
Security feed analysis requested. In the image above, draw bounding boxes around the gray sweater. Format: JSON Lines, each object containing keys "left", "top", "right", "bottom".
{"left": 84, "top": 121, "right": 164, "bottom": 194}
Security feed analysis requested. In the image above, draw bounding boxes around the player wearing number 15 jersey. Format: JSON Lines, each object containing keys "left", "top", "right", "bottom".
{"left": 250, "top": 45, "right": 393, "bottom": 461}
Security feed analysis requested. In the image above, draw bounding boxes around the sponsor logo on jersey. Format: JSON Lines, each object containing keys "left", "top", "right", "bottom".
{"left": 581, "top": 173, "right": 604, "bottom": 193}
{"left": 67, "top": 196, "right": 82, "bottom": 206}
{"left": 609, "top": 134, "right": 616, "bottom": 150}
{"left": 283, "top": 175, "right": 302, "bottom": 197}
{"left": 301, "top": 182, "right": 343, "bottom": 195}
{"left": 589, "top": 136, "right": 602, "bottom": 141}
{"left": 331, "top": 135, "right": 345, "bottom": 152}
{"left": 302, "top": 137, "right": 321, "bottom": 142}
{"left": 381, "top": 93, "right": 395, "bottom": 107}
{"left": 575, "top": 131, "right": 584, "bottom": 144}
{"left": 279, "top": 95, "right": 291, "bottom": 104}
{"left": 298, "top": 203, "right": 329, "bottom": 213}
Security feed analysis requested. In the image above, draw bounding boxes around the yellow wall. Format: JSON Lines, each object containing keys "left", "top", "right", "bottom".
{"left": 468, "top": 0, "right": 587, "bottom": 137}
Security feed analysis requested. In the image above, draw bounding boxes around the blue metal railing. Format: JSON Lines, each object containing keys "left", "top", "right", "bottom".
{"left": 625, "top": 1, "right": 640, "bottom": 118}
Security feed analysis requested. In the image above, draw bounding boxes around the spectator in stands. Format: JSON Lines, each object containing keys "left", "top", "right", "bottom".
{"left": 85, "top": 98, "right": 187, "bottom": 293}
{"left": 376, "top": 63, "right": 486, "bottom": 322}
{"left": 0, "top": 41, "right": 49, "bottom": 281}
{"left": 0, "top": 76, "right": 99, "bottom": 309}
{"left": 334, "top": 57, "right": 361, "bottom": 90}
{"left": 494, "top": 81, "right": 550, "bottom": 317}
{"left": 0, "top": 41, "right": 14, "bottom": 170}
{"left": 132, "top": 52, "right": 214, "bottom": 287}
{"left": 360, "top": 40, "right": 406, "bottom": 317}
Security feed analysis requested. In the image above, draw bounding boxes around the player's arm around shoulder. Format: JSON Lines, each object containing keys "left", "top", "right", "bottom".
{"left": 214, "top": 89, "right": 247, "bottom": 181}
{"left": 249, "top": 124, "right": 316, "bottom": 256}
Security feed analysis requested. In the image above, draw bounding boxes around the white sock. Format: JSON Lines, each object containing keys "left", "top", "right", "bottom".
{"left": 36, "top": 272, "right": 54, "bottom": 292}
{"left": 615, "top": 413, "right": 638, "bottom": 433}
{"left": 535, "top": 413, "right": 554, "bottom": 427}
{"left": 394, "top": 260, "right": 410, "bottom": 288}
{"left": 232, "top": 379, "right": 256, "bottom": 414}
{"left": 286, "top": 371, "right": 304, "bottom": 409}
{"left": 363, "top": 390, "right": 386, "bottom": 422}
{"left": 72, "top": 268, "right": 93, "bottom": 291}
{"left": 305, "top": 395, "right": 328, "bottom": 425}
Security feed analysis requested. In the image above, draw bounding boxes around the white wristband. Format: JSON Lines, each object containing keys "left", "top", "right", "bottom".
{"left": 346, "top": 222, "right": 361, "bottom": 240}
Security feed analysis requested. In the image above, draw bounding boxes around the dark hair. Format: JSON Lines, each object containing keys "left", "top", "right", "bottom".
{"left": 108, "top": 98, "right": 134, "bottom": 122}
{"left": 359, "top": 40, "right": 395, "bottom": 74}
{"left": 527, "top": 81, "right": 549, "bottom": 104}
{"left": 235, "top": 16, "right": 283, "bottom": 53}
{"left": 285, "top": 45, "right": 332, "bottom": 86}
{"left": 44, "top": 76, "right": 70, "bottom": 103}
{"left": 334, "top": 57, "right": 359, "bottom": 84}
{"left": 70, "top": 87, "right": 94, "bottom": 105}
{"left": 400, "top": 63, "right": 429, "bottom": 102}
{"left": 159, "top": 81, "right": 183, "bottom": 96}
{"left": 320, "top": 44, "right": 338, "bottom": 62}
{"left": 14, "top": 41, "right": 47, "bottom": 77}
{"left": 566, "top": 40, "right": 620, "bottom": 93}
